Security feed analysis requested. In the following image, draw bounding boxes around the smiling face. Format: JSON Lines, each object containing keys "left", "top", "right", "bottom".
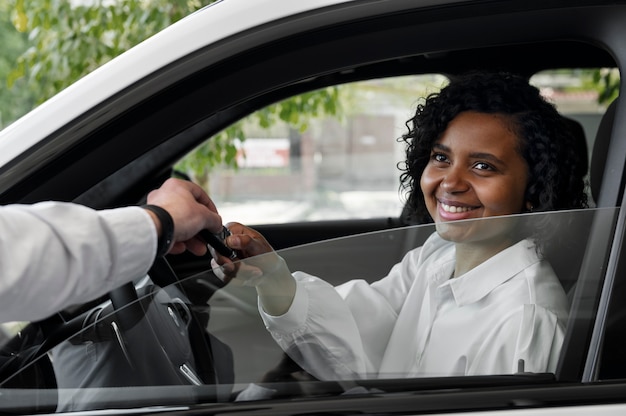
{"left": 419, "top": 111, "right": 529, "bottom": 244}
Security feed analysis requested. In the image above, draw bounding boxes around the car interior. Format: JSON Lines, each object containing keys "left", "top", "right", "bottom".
{"left": 0, "top": 1, "right": 625, "bottom": 413}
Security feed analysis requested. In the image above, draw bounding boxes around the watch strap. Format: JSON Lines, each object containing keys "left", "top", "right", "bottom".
{"left": 142, "top": 204, "right": 174, "bottom": 257}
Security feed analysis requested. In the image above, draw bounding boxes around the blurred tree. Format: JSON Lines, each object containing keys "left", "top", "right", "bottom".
{"left": 5, "top": 0, "right": 341, "bottom": 188}
{"left": 176, "top": 87, "right": 341, "bottom": 190}
{"left": 592, "top": 68, "right": 620, "bottom": 106}
{"left": 9, "top": 0, "right": 210, "bottom": 103}
{"left": 0, "top": 2, "right": 32, "bottom": 129}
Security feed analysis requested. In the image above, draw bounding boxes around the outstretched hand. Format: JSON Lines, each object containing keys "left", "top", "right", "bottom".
{"left": 146, "top": 177, "right": 223, "bottom": 256}
{"left": 210, "top": 222, "right": 296, "bottom": 316}
{"left": 210, "top": 222, "right": 277, "bottom": 285}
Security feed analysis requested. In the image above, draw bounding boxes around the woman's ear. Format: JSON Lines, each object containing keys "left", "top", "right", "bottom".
{"left": 525, "top": 201, "right": 534, "bottom": 212}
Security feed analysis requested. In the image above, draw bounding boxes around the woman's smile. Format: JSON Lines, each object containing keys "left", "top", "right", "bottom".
{"left": 438, "top": 199, "right": 480, "bottom": 219}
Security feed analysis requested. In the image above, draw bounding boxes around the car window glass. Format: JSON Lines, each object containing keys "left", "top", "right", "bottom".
{"left": 0, "top": 208, "right": 617, "bottom": 413}
{"left": 175, "top": 74, "right": 449, "bottom": 225}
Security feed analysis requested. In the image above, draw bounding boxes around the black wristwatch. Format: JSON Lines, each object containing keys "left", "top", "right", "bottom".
{"left": 142, "top": 204, "right": 174, "bottom": 257}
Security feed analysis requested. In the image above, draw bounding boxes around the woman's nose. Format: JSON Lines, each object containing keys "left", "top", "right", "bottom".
{"left": 440, "top": 166, "right": 469, "bottom": 193}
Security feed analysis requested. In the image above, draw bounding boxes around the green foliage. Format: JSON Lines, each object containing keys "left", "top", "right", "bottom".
{"left": 8, "top": 0, "right": 211, "bottom": 104}
{"left": 0, "top": 3, "right": 32, "bottom": 128}
{"left": 175, "top": 86, "right": 341, "bottom": 189}
{"left": 592, "top": 68, "right": 620, "bottom": 105}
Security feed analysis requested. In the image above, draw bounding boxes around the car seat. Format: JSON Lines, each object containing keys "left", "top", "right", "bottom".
{"left": 541, "top": 115, "right": 591, "bottom": 295}
{"left": 590, "top": 98, "right": 619, "bottom": 205}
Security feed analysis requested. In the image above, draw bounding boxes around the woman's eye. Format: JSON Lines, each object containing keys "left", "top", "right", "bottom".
{"left": 432, "top": 153, "right": 448, "bottom": 163}
{"left": 474, "top": 162, "right": 494, "bottom": 171}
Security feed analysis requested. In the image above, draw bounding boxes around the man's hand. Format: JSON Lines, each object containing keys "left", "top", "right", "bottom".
{"left": 145, "top": 178, "right": 223, "bottom": 256}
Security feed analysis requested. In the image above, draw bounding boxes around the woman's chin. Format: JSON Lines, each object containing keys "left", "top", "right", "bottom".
{"left": 435, "top": 216, "right": 520, "bottom": 245}
{"left": 435, "top": 220, "right": 478, "bottom": 243}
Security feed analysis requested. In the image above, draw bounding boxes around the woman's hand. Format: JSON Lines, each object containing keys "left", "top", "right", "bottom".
{"left": 211, "top": 222, "right": 296, "bottom": 316}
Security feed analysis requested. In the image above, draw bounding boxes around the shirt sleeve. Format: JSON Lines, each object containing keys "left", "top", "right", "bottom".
{"left": 260, "top": 249, "right": 422, "bottom": 380}
{"left": 0, "top": 202, "right": 157, "bottom": 323}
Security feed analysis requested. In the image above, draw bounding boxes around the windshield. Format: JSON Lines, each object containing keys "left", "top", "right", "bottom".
{"left": 0, "top": 208, "right": 617, "bottom": 413}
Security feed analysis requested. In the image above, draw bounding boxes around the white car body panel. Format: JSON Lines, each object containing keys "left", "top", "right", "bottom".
{"left": 423, "top": 404, "right": 626, "bottom": 416}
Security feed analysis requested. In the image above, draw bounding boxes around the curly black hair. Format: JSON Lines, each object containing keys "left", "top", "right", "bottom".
{"left": 399, "top": 71, "right": 588, "bottom": 224}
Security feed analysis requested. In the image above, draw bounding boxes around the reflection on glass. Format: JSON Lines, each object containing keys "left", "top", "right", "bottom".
{"left": 0, "top": 208, "right": 617, "bottom": 412}
{"left": 210, "top": 209, "right": 614, "bottom": 398}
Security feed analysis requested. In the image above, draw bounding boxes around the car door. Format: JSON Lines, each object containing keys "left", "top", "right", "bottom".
{"left": 1, "top": 1, "right": 626, "bottom": 415}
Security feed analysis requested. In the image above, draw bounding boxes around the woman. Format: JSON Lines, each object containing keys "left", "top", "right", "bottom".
{"left": 212, "top": 71, "right": 588, "bottom": 380}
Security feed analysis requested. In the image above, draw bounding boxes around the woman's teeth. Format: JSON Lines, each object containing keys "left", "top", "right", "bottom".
{"left": 441, "top": 203, "right": 474, "bottom": 213}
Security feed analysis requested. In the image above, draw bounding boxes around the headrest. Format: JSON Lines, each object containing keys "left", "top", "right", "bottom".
{"left": 590, "top": 98, "right": 619, "bottom": 204}
{"left": 562, "top": 115, "right": 589, "bottom": 180}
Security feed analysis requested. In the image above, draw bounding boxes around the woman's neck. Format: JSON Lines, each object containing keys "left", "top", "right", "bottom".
{"left": 453, "top": 238, "right": 514, "bottom": 278}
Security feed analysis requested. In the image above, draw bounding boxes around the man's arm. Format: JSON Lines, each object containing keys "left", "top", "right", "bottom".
{"left": 0, "top": 178, "right": 222, "bottom": 323}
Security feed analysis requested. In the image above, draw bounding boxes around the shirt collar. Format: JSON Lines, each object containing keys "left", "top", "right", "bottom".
{"left": 441, "top": 239, "right": 540, "bottom": 306}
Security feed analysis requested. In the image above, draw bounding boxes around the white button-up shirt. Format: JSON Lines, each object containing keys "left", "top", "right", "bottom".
{"left": 261, "top": 232, "right": 569, "bottom": 380}
{"left": 0, "top": 202, "right": 156, "bottom": 323}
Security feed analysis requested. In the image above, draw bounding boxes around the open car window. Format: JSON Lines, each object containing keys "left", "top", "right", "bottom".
{"left": 175, "top": 74, "right": 449, "bottom": 225}
{"left": 174, "top": 70, "right": 614, "bottom": 227}
{"left": 0, "top": 208, "right": 618, "bottom": 414}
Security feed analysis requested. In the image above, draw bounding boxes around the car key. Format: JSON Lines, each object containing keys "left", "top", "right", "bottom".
{"left": 199, "top": 227, "right": 237, "bottom": 259}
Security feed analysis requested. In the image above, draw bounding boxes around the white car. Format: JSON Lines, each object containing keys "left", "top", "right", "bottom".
{"left": 0, "top": 0, "right": 625, "bottom": 415}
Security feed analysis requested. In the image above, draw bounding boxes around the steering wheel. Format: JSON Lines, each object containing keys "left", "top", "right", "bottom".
{"left": 0, "top": 255, "right": 230, "bottom": 390}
